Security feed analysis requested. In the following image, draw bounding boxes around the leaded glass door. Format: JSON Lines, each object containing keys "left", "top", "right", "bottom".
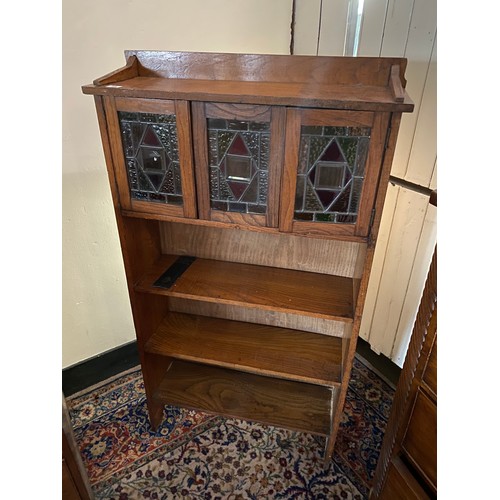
{"left": 192, "top": 103, "right": 285, "bottom": 228}
{"left": 104, "top": 97, "right": 197, "bottom": 218}
{"left": 279, "top": 108, "right": 390, "bottom": 238}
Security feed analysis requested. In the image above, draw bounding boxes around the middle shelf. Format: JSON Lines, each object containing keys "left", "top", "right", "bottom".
{"left": 144, "top": 311, "right": 343, "bottom": 386}
{"left": 135, "top": 254, "right": 355, "bottom": 322}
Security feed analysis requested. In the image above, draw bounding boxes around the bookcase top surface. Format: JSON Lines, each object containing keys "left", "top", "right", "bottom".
{"left": 82, "top": 50, "right": 414, "bottom": 112}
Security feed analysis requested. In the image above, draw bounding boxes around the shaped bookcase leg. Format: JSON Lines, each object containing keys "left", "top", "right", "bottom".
{"left": 141, "top": 352, "right": 172, "bottom": 430}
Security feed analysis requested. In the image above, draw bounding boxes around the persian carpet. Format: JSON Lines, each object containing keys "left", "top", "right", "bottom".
{"left": 67, "top": 355, "right": 394, "bottom": 499}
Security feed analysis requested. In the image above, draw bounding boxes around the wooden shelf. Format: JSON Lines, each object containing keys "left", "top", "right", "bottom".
{"left": 154, "top": 360, "right": 333, "bottom": 436}
{"left": 135, "top": 255, "right": 355, "bottom": 321}
{"left": 144, "top": 311, "right": 343, "bottom": 385}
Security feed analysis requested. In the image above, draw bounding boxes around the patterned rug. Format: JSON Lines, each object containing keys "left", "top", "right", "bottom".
{"left": 67, "top": 355, "right": 394, "bottom": 499}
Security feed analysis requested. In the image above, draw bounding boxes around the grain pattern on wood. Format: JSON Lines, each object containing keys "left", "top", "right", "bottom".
{"left": 111, "top": 218, "right": 167, "bottom": 427}
{"left": 160, "top": 222, "right": 364, "bottom": 278}
{"left": 93, "top": 55, "right": 138, "bottom": 86}
{"left": 352, "top": 243, "right": 367, "bottom": 310}
{"left": 144, "top": 312, "right": 343, "bottom": 385}
{"left": 117, "top": 217, "right": 162, "bottom": 283}
{"left": 401, "top": 389, "right": 437, "bottom": 489}
{"left": 114, "top": 97, "right": 176, "bottom": 114}
{"left": 422, "top": 337, "right": 436, "bottom": 398}
{"left": 62, "top": 458, "right": 81, "bottom": 500}
{"left": 62, "top": 397, "right": 93, "bottom": 500}
{"left": 140, "top": 351, "right": 173, "bottom": 429}
{"left": 299, "top": 108, "right": 374, "bottom": 127}
{"left": 154, "top": 360, "right": 333, "bottom": 435}
{"left": 191, "top": 102, "right": 211, "bottom": 220}
{"left": 354, "top": 112, "right": 390, "bottom": 236}
{"left": 378, "top": 456, "right": 429, "bottom": 500}
{"left": 103, "top": 96, "right": 132, "bottom": 210}
{"left": 369, "top": 248, "right": 436, "bottom": 499}
{"left": 267, "top": 106, "right": 286, "bottom": 228}
{"left": 82, "top": 77, "right": 413, "bottom": 112}
{"left": 325, "top": 112, "right": 406, "bottom": 459}
{"left": 341, "top": 327, "right": 353, "bottom": 373}
{"left": 279, "top": 108, "right": 301, "bottom": 233}
{"left": 136, "top": 255, "right": 354, "bottom": 321}
{"left": 390, "top": 65, "right": 405, "bottom": 102}
{"left": 367, "top": 113, "right": 402, "bottom": 248}
{"left": 124, "top": 208, "right": 369, "bottom": 242}
{"left": 95, "top": 98, "right": 170, "bottom": 431}
{"left": 353, "top": 243, "right": 367, "bottom": 280}
{"left": 205, "top": 103, "right": 271, "bottom": 121}
{"left": 117, "top": 234, "right": 170, "bottom": 429}
{"left": 130, "top": 199, "right": 185, "bottom": 218}
{"left": 94, "top": 96, "right": 121, "bottom": 212}
{"left": 210, "top": 210, "right": 266, "bottom": 228}
{"left": 169, "top": 298, "right": 348, "bottom": 338}
{"left": 124, "top": 51, "right": 408, "bottom": 88}
{"left": 94, "top": 97, "right": 174, "bottom": 442}
{"left": 290, "top": 220, "right": 357, "bottom": 238}
{"left": 174, "top": 100, "right": 197, "bottom": 219}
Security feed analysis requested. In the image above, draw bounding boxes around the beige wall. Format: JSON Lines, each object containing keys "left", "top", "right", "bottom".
{"left": 62, "top": 0, "right": 293, "bottom": 368}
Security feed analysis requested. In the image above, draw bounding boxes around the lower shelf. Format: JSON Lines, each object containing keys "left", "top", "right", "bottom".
{"left": 153, "top": 360, "right": 334, "bottom": 436}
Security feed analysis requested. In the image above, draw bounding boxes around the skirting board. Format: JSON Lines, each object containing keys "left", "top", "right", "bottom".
{"left": 62, "top": 341, "right": 140, "bottom": 397}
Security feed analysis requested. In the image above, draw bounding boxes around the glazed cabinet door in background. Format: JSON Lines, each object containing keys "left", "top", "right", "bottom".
{"left": 280, "top": 108, "right": 390, "bottom": 239}
{"left": 192, "top": 102, "right": 285, "bottom": 228}
{"left": 104, "top": 97, "right": 197, "bottom": 218}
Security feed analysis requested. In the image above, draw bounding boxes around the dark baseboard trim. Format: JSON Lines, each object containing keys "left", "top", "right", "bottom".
{"left": 355, "top": 337, "right": 401, "bottom": 389}
{"left": 62, "top": 337, "right": 401, "bottom": 397}
{"left": 62, "top": 341, "right": 140, "bottom": 397}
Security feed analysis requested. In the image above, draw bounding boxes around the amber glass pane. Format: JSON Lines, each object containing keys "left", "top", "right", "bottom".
{"left": 207, "top": 118, "right": 270, "bottom": 214}
{"left": 118, "top": 112, "right": 182, "bottom": 205}
{"left": 294, "top": 125, "right": 371, "bottom": 223}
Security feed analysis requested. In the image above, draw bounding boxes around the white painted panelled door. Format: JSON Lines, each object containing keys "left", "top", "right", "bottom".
{"left": 293, "top": 0, "right": 437, "bottom": 367}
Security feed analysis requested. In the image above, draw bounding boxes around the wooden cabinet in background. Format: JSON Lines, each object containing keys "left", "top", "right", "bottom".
{"left": 63, "top": 396, "right": 93, "bottom": 500}
{"left": 370, "top": 208, "right": 437, "bottom": 498}
{"left": 82, "top": 51, "right": 413, "bottom": 459}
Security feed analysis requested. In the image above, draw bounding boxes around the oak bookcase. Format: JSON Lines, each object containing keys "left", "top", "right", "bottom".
{"left": 82, "top": 51, "right": 413, "bottom": 459}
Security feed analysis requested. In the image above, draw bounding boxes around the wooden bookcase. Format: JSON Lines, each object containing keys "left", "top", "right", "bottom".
{"left": 82, "top": 51, "right": 413, "bottom": 459}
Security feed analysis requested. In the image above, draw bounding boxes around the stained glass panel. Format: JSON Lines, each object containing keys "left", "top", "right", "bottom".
{"left": 118, "top": 112, "right": 182, "bottom": 205}
{"left": 207, "top": 118, "right": 270, "bottom": 215}
{"left": 294, "top": 125, "right": 371, "bottom": 224}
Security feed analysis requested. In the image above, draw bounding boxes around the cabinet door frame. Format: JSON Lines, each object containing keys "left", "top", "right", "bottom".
{"left": 103, "top": 96, "right": 197, "bottom": 218}
{"left": 192, "top": 102, "right": 285, "bottom": 228}
{"left": 279, "top": 108, "right": 390, "bottom": 238}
